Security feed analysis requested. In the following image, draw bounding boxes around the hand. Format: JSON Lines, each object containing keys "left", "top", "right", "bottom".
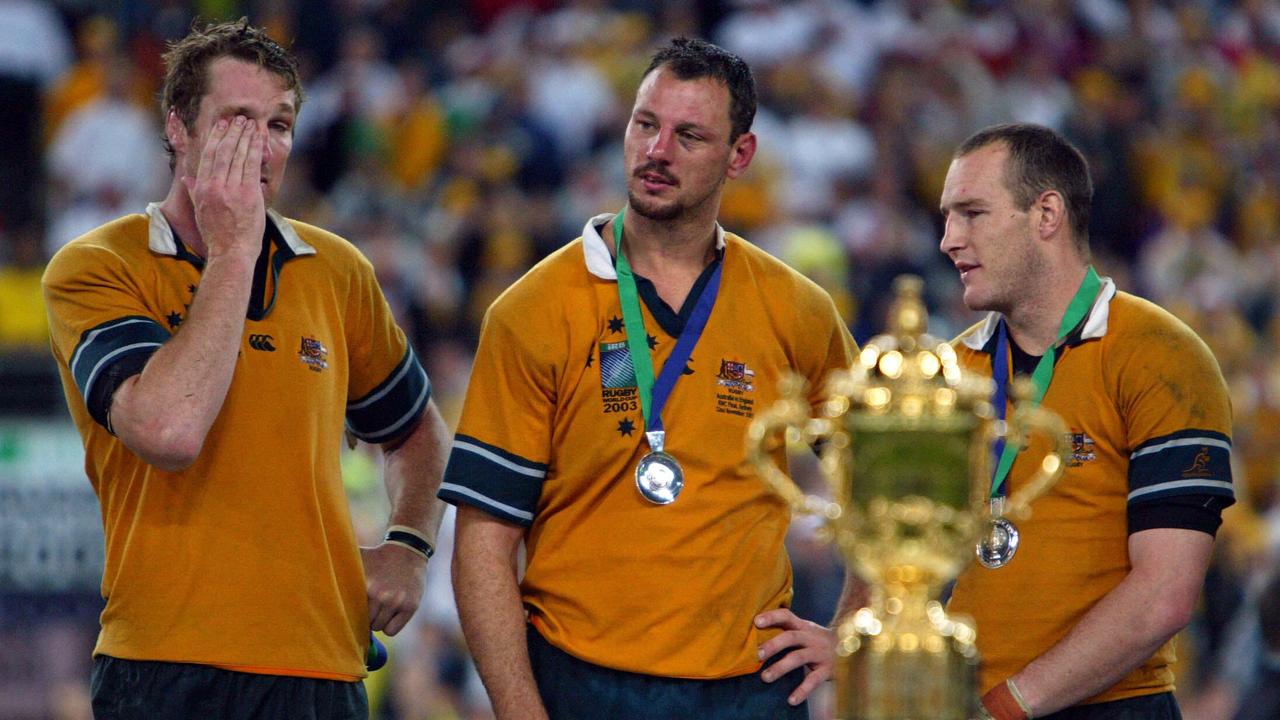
{"left": 754, "top": 608, "right": 836, "bottom": 706}
{"left": 183, "top": 115, "right": 266, "bottom": 261}
{"left": 361, "top": 542, "right": 427, "bottom": 636}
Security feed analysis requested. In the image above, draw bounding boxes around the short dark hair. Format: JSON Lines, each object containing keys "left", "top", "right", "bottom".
{"left": 642, "top": 37, "right": 756, "bottom": 143}
{"left": 957, "top": 123, "right": 1093, "bottom": 253}
{"left": 160, "top": 18, "right": 303, "bottom": 169}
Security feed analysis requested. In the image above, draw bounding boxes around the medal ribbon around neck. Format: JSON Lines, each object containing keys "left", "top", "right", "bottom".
{"left": 612, "top": 207, "right": 723, "bottom": 444}
{"left": 989, "top": 266, "right": 1101, "bottom": 499}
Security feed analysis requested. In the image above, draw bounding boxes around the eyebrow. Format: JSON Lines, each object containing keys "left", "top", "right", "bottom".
{"left": 939, "top": 199, "right": 985, "bottom": 215}
{"left": 217, "top": 103, "right": 296, "bottom": 118}
{"left": 633, "top": 109, "right": 716, "bottom": 137}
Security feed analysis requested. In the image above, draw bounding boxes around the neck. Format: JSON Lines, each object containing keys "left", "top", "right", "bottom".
{"left": 613, "top": 206, "right": 718, "bottom": 277}
{"left": 158, "top": 177, "right": 208, "bottom": 258}
{"left": 1003, "top": 262, "right": 1089, "bottom": 356}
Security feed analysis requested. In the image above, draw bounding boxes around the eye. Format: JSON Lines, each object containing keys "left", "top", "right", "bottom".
{"left": 635, "top": 119, "right": 655, "bottom": 130}
{"left": 679, "top": 131, "right": 702, "bottom": 143}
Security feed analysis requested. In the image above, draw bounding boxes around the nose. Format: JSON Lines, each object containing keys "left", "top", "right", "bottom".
{"left": 646, "top": 129, "right": 674, "bottom": 163}
{"left": 939, "top": 214, "right": 962, "bottom": 256}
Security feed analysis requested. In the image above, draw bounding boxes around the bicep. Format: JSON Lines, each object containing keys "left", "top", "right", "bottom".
{"left": 1128, "top": 527, "right": 1215, "bottom": 616}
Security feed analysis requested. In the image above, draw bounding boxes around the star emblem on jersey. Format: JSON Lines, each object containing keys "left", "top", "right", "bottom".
{"left": 647, "top": 334, "right": 658, "bottom": 350}
{"left": 585, "top": 349, "right": 594, "bottom": 368}
{"left": 608, "top": 316, "right": 624, "bottom": 334}
{"left": 617, "top": 418, "right": 635, "bottom": 437}
{"left": 166, "top": 311, "right": 184, "bottom": 329}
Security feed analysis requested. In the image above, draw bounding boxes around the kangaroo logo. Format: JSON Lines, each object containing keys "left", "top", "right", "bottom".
{"left": 248, "top": 334, "right": 276, "bottom": 352}
{"left": 1183, "top": 447, "right": 1212, "bottom": 477}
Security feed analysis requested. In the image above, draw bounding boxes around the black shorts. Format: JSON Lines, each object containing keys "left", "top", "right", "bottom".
{"left": 1041, "top": 692, "right": 1181, "bottom": 720}
{"left": 90, "top": 655, "right": 368, "bottom": 720}
{"left": 527, "top": 625, "right": 809, "bottom": 720}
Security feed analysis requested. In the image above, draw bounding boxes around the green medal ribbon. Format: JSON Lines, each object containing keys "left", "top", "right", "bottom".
{"left": 989, "top": 266, "right": 1101, "bottom": 498}
{"left": 613, "top": 209, "right": 657, "bottom": 425}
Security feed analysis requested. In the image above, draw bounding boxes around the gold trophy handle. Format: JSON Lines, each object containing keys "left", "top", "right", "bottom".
{"left": 990, "top": 386, "right": 1070, "bottom": 521}
{"left": 746, "top": 374, "right": 842, "bottom": 518}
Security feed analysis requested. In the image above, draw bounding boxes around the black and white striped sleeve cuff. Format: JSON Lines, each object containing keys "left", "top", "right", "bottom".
{"left": 437, "top": 434, "right": 547, "bottom": 526}
{"left": 69, "top": 316, "right": 170, "bottom": 428}
{"left": 1128, "top": 429, "right": 1234, "bottom": 506}
{"left": 346, "top": 347, "right": 431, "bottom": 444}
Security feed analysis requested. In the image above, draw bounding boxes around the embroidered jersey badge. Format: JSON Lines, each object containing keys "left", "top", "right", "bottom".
{"left": 715, "top": 358, "right": 756, "bottom": 419}
{"left": 716, "top": 359, "right": 755, "bottom": 393}
{"left": 298, "top": 336, "right": 328, "bottom": 372}
{"left": 1068, "top": 431, "right": 1095, "bottom": 466}
{"left": 599, "top": 340, "right": 639, "bottom": 413}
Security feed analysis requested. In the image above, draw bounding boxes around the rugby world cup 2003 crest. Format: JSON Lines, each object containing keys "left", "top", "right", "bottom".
{"left": 298, "top": 336, "right": 329, "bottom": 372}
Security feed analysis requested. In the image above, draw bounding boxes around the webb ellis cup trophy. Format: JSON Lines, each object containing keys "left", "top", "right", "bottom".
{"left": 747, "top": 277, "right": 1070, "bottom": 719}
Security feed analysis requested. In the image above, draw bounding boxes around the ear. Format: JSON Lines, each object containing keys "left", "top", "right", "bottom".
{"left": 165, "top": 108, "right": 190, "bottom": 157}
{"left": 1033, "top": 189, "right": 1067, "bottom": 241}
{"left": 725, "top": 131, "right": 757, "bottom": 180}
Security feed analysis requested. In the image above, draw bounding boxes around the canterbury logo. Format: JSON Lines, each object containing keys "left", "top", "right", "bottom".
{"left": 248, "top": 334, "right": 276, "bottom": 352}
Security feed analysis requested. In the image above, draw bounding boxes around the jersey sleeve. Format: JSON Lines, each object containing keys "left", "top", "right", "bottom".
{"left": 437, "top": 297, "right": 557, "bottom": 527}
{"left": 342, "top": 248, "right": 429, "bottom": 444}
{"left": 799, "top": 285, "right": 858, "bottom": 410}
{"left": 42, "top": 243, "right": 170, "bottom": 430}
{"left": 1115, "top": 317, "right": 1234, "bottom": 512}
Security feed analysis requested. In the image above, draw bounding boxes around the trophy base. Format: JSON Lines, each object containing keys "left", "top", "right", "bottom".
{"left": 832, "top": 614, "right": 980, "bottom": 720}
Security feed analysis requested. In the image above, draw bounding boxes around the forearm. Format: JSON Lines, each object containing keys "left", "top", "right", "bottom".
{"left": 382, "top": 403, "right": 450, "bottom": 543}
{"left": 1007, "top": 528, "right": 1212, "bottom": 716}
{"left": 1008, "top": 574, "right": 1177, "bottom": 715}
{"left": 111, "top": 252, "right": 256, "bottom": 470}
{"left": 453, "top": 512, "right": 547, "bottom": 720}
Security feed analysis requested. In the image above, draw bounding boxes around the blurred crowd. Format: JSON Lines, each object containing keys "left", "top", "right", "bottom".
{"left": 3, "top": 0, "right": 1280, "bottom": 718}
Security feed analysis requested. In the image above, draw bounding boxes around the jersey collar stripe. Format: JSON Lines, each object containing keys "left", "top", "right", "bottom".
{"left": 1129, "top": 436, "right": 1232, "bottom": 460}
{"left": 1128, "top": 479, "right": 1235, "bottom": 501}
{"left": 453, "top": 441, "right": 547, "bottom": 478}
{"left": 70, "top": 317, "right": 162, "bottom": 378}
{"left": 961, "top": 277, "right": 1118, "bottom": 351}
{"left": 438, "top": 482, "right": 535, "bottom": 522}
{"left": 580, "top": 212, "right": 727, "bottom": 282}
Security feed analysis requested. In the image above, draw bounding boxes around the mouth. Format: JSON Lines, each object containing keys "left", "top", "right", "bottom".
{"left": 636, "top": 167, "right": 677, "bottom": 192}
{"left": 954, "top": 261, "right": 979, "bottom": 281}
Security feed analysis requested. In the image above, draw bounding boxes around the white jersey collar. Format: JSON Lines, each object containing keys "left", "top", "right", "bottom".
{"left": 145, "top": 202, "right": 316, "bottom": 258}
{"left": 581, "top": 211, "right": 726, "bottom": 281}
{"left": 961, "top": 276, "right": 1118, "bottom": 351}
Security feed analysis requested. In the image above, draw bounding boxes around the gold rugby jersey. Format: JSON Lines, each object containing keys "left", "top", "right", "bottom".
{"left": 43, "top": 204, "right": 429, "bottom": 680}
{"left": 947, "top": 278, "right": 1233, "bottom": 704}
{"left": 439, "top": 213, "right": 856, "bottom": 678}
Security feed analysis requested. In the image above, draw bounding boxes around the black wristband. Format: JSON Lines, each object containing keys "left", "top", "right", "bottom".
{"left": 385, "top": 528, "right": 434, "bottom": 560}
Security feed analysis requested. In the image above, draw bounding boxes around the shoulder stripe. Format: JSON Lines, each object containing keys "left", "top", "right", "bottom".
{"left": 1129, "top": 479, "right": 1235, "bottom": 502}
{"left": 70, "top": 317, "right": 164, "bottom": 378}
{"left": 453, "top": 440, "right": 547, "bottom": 479}
{"left": 1131, "top": 436, "right": 1231, "bottom": 460}
{"left": 438, "top": 483, "right": 535, "bottom": 523}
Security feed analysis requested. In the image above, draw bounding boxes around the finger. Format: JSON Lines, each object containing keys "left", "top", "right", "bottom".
{"left": 755, "top": 608, "right": 802, "bottom": 630}
{"left": 193, "top": 117, "right": 229, "bottom": 183}
{"left": 209, "top": 115, "right": 247, "bottom": 184}
{"left": 757, "top": 629, "right": 802, "bottom": 659}
{"left": 242, "top": 124, "right": 265, "bottom": 189}
{"left": 760, "top": 647, "right": 819, "bottom": 682}
{"left": 368, "top": 595, "right": 395, "bottom": 632}
{"left": 787, "top": 666, "right": 830, "bottom": 706}
{"left": 227, "top": 118, "right": 256, "bottom": 186}
{"left": 382, "top": 608, "right": 410, "bottom": 637}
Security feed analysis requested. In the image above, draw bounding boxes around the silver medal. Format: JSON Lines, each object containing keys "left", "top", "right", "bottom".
{"left": 976, "top": 516, "right": 1020, "bottom": 569}
{"left": 636, "top": 430, "right": 684, "bottom": 504}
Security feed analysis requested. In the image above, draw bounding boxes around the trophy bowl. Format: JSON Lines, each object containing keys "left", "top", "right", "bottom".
{"left": 747, "top": 276, "right": 1069, "bottom": 719}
